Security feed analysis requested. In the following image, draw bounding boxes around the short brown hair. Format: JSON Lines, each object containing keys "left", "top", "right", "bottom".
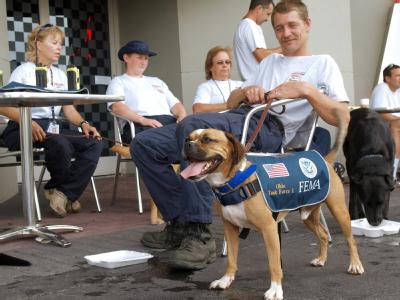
{"left": 249, "top": 0, "right": 275, "bottom": 10}
{"left": 26, "top": 24, "right": 65, "bottom": 63}
{"left": 271, "top": 0, "right": 308, "bottom": 27}
{"left": 204, "top": 46, "right": 233, "bottom": 80}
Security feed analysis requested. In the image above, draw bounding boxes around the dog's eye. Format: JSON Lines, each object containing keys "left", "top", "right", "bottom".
{"left": 202, "top": 136, "right": 214, "bottom": 143}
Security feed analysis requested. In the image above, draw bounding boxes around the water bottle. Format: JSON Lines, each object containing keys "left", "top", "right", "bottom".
{"left": 35, "top": 65, "right": 48, "bottom": 88}
{"left": 67, "top": 65, "right": 80, "bottom": 90}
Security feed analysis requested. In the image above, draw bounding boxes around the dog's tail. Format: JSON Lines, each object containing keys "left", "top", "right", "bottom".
{"left": 324, "top": 108, "right": 348, "bottom": 164}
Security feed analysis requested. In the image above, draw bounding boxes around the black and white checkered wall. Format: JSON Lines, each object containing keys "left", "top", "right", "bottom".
{"left": 6, "top": 0, "right": 114, "bottom": 155}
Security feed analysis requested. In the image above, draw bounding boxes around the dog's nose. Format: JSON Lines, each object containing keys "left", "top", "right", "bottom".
{"left": 184, "top": 140, "right": 195, "bottom": 153}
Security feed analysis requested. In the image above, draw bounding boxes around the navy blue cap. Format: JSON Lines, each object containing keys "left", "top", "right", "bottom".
{"left": 118, "top": 40, "right": 157, "bottom": 61}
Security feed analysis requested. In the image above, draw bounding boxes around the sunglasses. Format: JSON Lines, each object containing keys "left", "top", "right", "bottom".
{"left": 35, "top": 23, "right": 54, "bottom": 42}
{"left": 383, "top": 63, "right": 400, "bottom": 77}
{"left": 215, "top": 60, "right": 232, "bottom": 66}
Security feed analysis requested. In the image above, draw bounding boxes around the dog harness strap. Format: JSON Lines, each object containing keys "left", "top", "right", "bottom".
{"left": 214, "top": 179, "right": 261, "bottom": 206}
{"left": 216, "top": 164, "right": 257, "bottom": 194}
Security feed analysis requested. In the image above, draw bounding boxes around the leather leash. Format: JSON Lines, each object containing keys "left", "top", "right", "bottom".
{"left": 244, "top": 92, "right": 274, "bottom": 152}
{"left": 46, "top": 132, "right": 130, "bottom": 146}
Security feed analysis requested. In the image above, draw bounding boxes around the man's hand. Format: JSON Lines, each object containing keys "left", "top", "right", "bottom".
{"left": 242, "top": 85, "right": 267, "bottom": 105}
{"left": 140, "top": 117, "right": 163, "bottom": 128}
{"left": 176, "top": 115, "right": 186, "bottom": 123}
{"left": 266, "top": 81, "right": 310, "bottom": 102}
{"left": 32, "top": 121, "right": 47, "bottom": 142}
{"left": 81, "top": 122, "right": 102, "bottom": 140}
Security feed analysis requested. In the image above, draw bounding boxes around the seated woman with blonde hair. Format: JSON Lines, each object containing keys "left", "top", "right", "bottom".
{"left": 193, "top": 46, "right": 243, "bottom": 113}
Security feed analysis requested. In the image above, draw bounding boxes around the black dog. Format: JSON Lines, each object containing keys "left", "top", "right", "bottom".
{"left": 343, "top": 108, "right": 395, "bottom": 225}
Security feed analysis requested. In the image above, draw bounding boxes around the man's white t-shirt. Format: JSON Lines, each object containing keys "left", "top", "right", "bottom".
{"left": 8, "top": 62, "right": 67, "bottom": 119}
{"left": 370, "top": 82, "right": 400, "bottom": 117}
{"left": 233, "top": 18, "right": 266, "bottom": 81}
{"left": 193, "top": 79, "right": 243, "bottom": 105}
{"left": 242, "top": 54, "right": 349, "bottom": 147}
{"left": 107, "top": 74, "right": 179, "bottom": 117}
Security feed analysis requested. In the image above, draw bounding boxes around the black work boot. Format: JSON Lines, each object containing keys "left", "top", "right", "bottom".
{"left": 157, "top": 222, "right": 217, "bottom": 270}
{"left": 141, "top": 219, "right": 186, "bottom": 249}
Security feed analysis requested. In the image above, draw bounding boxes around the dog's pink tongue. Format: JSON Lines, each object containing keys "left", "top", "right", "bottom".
{"left": 180, "top": 162, "right": 207, "bottom": 179}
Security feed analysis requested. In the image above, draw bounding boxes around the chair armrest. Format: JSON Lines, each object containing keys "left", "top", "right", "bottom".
{"left": 110, "top": 112, "right": 136, "bottom": 142}
{"left": 240, "top": 98, "right": 302, "bottom": 145}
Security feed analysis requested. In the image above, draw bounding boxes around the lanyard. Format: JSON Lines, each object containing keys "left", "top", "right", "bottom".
{"left": 48, "top": 67, "right": 56, "bottom": 122}
{"left": 212, "top": 79, "right": 231, "bottom": 102}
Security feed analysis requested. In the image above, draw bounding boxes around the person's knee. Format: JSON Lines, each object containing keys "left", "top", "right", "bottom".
{"left": 46, "top": 137, "right": 73, "bottom": 159}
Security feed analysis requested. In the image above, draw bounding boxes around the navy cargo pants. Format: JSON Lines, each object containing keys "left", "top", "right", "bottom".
{"left": 2, "top": 119, "right": 103, "bottom": 202}
{"left": 130, "top": 108, "right": 284, "bottom": 224}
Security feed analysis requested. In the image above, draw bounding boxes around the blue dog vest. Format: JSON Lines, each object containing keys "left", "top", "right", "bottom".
{"left": 247, "top": 151, "right": 330, "bottom": 212}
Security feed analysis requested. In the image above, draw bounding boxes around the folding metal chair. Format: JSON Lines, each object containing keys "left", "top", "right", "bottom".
{"left": 0, "top": 123, "right": 102, "bottom": 221}
{"left": 111, "top": 114, "right": 143, "bottom": 213}
{"left": 0, "top": 142, "right": 44, "bottom": 221}
{"left": 221, "top": 98, "right": 332, "bottom": 256}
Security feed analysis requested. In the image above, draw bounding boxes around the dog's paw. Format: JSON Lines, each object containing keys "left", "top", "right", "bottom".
{"left": 310, "top": 257, "right": 326, "bottom": 267}
{"left": 348, "top": 262, "right": 364, "bottom": 275}
{"left": 264, "top": 281, "right": 283, "bottom": 300}
{"left": 209, "top": 275, "right": 234, "bottom": 290}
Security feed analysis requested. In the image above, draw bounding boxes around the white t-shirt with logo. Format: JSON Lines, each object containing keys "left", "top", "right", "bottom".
{"left": 8, "top": 62, "right": 67, "bottom": 119}
{"left": 193, "top": 79, "right": 243, "bottom": 105}
{"left": 370, "top": 82, "right": 400, "bottom": 117}
{"left": 242, "top": 54, "right": 349, "bottom": 147}
{"left": 106, "top": 74, "right": 180, "bottom": 117}
{"left": 233, "top": 18, "right": 266, "bottom": 81}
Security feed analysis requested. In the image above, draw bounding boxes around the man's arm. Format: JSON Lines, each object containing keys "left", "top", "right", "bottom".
{"left": 110, "top": 102, "right": 162, "bottom": 128}
{"left": 267, "top": 81, "right": 350, "bottom": 126}
{"left": 253, "top": 47, "right": 282, "bottom": 62}
{"left": 170, "top": 102, "right": 187, "bottom": 122}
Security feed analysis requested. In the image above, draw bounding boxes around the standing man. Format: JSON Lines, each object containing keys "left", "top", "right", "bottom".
{"left": 233, "top": 0, "right": 281, "bottom": 80}
{"left": 370, "top": 63, "right": 400, "bottom": 180}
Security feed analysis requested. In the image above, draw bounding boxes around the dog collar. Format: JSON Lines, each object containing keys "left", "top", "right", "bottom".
{"left": 215, "top": 163, "right": 257, "bottom": 194}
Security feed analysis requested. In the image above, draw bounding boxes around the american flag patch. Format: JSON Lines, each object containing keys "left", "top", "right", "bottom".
{"left": 263, "top": 163, "right": 289, "bottom": 178}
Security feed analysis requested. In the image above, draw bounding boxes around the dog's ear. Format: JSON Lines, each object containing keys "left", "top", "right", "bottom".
{"left": 225, "top": 132, "right": 245, "bottom": 165}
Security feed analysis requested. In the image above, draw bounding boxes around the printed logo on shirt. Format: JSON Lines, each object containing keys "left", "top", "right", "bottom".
{"left": 53, "top": 82, "right": 65, "bottom": 90}
{"left": 288, "top": 72, "right": 305, "bottom": 81}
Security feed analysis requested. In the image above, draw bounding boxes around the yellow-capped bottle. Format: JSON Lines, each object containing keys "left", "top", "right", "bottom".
{"left": 35, "top": 64, "right": 48, "bottom": 88}
{"left": 67, "top": 65, "right": 80, "bottom": 90}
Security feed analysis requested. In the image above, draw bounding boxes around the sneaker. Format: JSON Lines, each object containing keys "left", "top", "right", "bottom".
{"left": 44, "top": 188, "right": 67, "bottom": 217}
{"left": 66, "top": 200, "right": 82, "bottom": 213}
{"left": 157, "top": 223, "right": 217, "bottom": 270}
{"left": 141, "top": 220, "right": 186, "bottom": 249}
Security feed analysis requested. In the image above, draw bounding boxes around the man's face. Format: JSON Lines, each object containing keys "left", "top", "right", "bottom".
{"left": 256, "top": 3, "right": 274, "bottom": 24}
{"left": 124, "top": 53, "right": 149, "bottom": 76}
{"left": 273, "top": 10, "right": 311, "bottom": 56}
{"left": 385, "top": 68, "right": 400, "bottom": 91}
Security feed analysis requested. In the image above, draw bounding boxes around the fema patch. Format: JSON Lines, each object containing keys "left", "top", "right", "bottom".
{"left": 247, "top": 151, "right": 330, "bottom": 212}
{"left": 298, "top": 157, "right": 317, "bottom": 178}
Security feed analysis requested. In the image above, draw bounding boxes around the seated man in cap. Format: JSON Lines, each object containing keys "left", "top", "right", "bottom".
{"left": 107, "top": 40, "right": 187, "bottom": 224}
{"left": 107, "top": 40, "right": 186, "bottom": 139}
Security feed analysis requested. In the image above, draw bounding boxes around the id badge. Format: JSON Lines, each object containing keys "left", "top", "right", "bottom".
{"left": 47, "top": 121, "right": 60, "bottom": 134}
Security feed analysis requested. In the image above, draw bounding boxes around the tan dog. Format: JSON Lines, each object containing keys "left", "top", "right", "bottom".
{"left": 111, "top": 144, "right": 164, "bottom": 225}
{"left": 180, "top": 120, "right": 364, "bottom": 299}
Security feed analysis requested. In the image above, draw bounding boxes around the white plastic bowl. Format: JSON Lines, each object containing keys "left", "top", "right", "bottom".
{"left": 84, "top": 250, "right": 153, "bottom": 269}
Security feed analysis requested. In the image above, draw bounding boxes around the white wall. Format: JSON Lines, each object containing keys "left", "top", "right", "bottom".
{"left": 350, "top": 0, "right": 394, "bottom": 102}
{"left": 117, "top": 0, "right": 182, "bottom": 99}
